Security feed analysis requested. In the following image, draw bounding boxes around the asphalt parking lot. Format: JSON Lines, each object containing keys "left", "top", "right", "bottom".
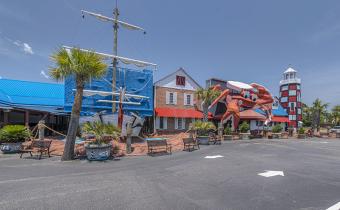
{"left": 1, "top": 138, "right": 340, "bottom": 210}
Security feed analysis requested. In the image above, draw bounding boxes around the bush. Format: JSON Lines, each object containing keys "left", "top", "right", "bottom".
{"left": 272, "top": 124, "right": 283, "bottom": 133}
{"left": 0, "top": 125, "right": 31, "bottom": 143}
{"left": 81, "top": 121, "right": 121, "bottom": 145}
{"left": 239, "top": 122, "right": 250, "bottom": 133}
{"left": 298, "top": 127, "right": 305, "bottom": 135}
{"left": 192, "top": 121, "right": 216, "bottom": 136}
{"left": 224, "top": 126, "right": 232, "bottom": 135}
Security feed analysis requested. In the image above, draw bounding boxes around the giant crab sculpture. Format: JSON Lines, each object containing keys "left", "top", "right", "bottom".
{"left": 208, "top": 81, "right": 274, "bottom": 130}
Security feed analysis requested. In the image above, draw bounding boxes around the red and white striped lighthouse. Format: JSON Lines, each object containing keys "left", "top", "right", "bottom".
{"left": 279, "top": 67, "right": 302, "bottom": 128}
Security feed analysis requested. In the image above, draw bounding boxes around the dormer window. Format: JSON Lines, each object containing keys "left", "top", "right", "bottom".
{"left": 176, "top": 76, "right": 185, "bottom": 86}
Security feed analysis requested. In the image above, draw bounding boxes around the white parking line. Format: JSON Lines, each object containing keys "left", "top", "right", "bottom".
{"left": 258, "top": 170, "right": 284, "bottom": 177}
{"left": 204, "top": 155, "right": 224, "bottom": 159}
{"left": 326, "top": 201, "right": 340, "bottom": 210}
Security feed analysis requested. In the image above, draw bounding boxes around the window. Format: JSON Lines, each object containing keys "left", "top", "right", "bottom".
{"left": 178, "top": 118, "right": 183, "bottom": 129}
{"left": 290, "top": 102, "right": 295, "bottom": 112}
{"left": 175, "top": 118, "right": 185, "bottom": 130}
{"left": 159, "top": 117, "right": 164, "bottom": 129}
{"left": 289, "top": 90, "right": 296, "bottom": 96}
{"left": 297, "top": 108, "right": 301, "bottom": 114}
{"left": 289, "top": 115, "right": 296, "bottom": 121}
{"left": 184, "top": 93, "right": 193, "bottom": 106}
{"left": 186, "top": 94, "right": 191, "bottom": 105}
{"left": 176, "top": 75, "right": 185, "bottom": 86}
{"left": 281, "top": 85, "right": 288, "bottom": 91}
{"left": 169, "top": 93, "right": 174, "bottom": 104}
{"left": 281, "top": 97, "right": 288, "bottom": 103}
{"left": 157, "top": 117, "right": 167, "bottom": 130}
{"left": 297, "top": 84, "right": 301, "bottom": 90}
{"left": 166, "top": 91, "right": 177, "bottom": 105}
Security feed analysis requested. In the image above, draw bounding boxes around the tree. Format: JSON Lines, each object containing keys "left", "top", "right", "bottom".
{"left": 302, "top": 103, "right": 312, "bottom": 127}
{"left": 49, "top": 48, "right": 107, "bottom": 161}
{"left": 331, "top": 105, "right": 340, "bottom": 126}
{"left": 310, "top": 99, "right": 329, "bottom": 132}
{"left": 195, "top": 88, "right": 220, "bottom": 122}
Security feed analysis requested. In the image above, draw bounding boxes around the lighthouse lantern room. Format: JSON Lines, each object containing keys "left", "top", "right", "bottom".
{"left": 279, "top": 67, "right": 302, "bottom": 128}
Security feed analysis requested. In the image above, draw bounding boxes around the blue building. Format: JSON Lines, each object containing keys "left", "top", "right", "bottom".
{"left": 0, "top": 78, "right": 68, "bottom": 131}
{"left": 64, "top": 67, "right": 154, "bottom": 117}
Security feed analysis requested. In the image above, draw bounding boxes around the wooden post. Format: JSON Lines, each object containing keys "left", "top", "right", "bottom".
{"left": 4, "top": 112, "right": 9, "bottom": 125}
{"left": 218, "top": 122, "right": 223, "bottom": 141}
{"left": 25, "top": 111, "right": 30, "bottom": 128}
{"left": 38, "top": 120, "right": 45, "bottom": 141}
{"left": 126, "top": 121, "right": 132, "bottom": 154}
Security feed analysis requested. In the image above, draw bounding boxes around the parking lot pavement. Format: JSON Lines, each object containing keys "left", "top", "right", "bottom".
{"left": 1, "top": 138, "right": 340, "bottom": 210}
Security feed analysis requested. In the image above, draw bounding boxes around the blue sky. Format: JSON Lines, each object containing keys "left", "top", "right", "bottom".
{"left": 0, "top": 0, "right": 339, "bottom": 107}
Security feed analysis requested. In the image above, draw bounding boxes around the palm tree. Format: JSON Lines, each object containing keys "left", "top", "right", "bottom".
{"left": 332, "top": 105, "right": 340, "bottom": 126}
{"left": 195, "top": 88, "right": 220, "bottom": 122}
{"left": 302, "top": 103, "right": 312, "bottom": 127}
{"left": 310, "top": 99, "right": 329, "bottom": 132}
{"left": 49, "top": 48, "right": 108, "bottom": 161}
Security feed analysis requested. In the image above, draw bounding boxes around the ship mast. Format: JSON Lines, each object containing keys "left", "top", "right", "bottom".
{"left": 80, "top": 1, "right": 147, "bottom": 116}
{"left": 112, "top": 1, "right": 119, "bottom": 113}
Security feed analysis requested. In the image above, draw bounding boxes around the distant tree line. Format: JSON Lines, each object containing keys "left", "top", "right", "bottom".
{"left": 302, "top": 98, "right": 340, "bottom": 131}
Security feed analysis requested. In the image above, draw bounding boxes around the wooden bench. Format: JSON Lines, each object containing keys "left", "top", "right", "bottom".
{"left": 209, "top": 132, "right": 222, "bottom": 145}
{"left": 147, "top": 139, "right": 171, "bottom": 155}
{"left": 182, "top": 137, "right": 200, "bottom": 151}
{"left": 19, "top": 140, "right": 52, "bottom": 159}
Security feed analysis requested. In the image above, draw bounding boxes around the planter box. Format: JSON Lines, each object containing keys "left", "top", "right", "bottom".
{"left": 0, "top": 142, "right": 23, "bottom": 154}
{"left": 197, "top": 136, "right": 209, "bottom": 145}
{"left": 298, "top": 134, "right": 306, "bottom": 139}
{"left": 239, "top": 133, "right": 250, "bottom": 140}
{"left": 224, "top": 135, "right": 233, "bottom": 141}
{"left": 85, "top": 144, "right": 112, "bottom": 161}
{"left": 272, "top": 133, "right": 281, "bottom": 139}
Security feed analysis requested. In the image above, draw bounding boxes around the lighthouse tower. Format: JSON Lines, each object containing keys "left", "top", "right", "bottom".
{"left": 279, "top": 67, "right": 302, "bottom": 128}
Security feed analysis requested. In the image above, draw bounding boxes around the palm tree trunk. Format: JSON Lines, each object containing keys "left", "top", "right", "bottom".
{"left": 62, "top": 80, "right": 84, "bottom": 161}
{"left": 203, "top": 103, "right": 209, "bottom": 122}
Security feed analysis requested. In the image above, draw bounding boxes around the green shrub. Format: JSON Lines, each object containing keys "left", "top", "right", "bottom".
{"left": 272, "top": 124, "right": 283, "bottom": 133}
{"left": 0, "top": 125, "right": 31, "bottom": 143}
{"left": 192, "top": 120, "right": 216, "bottom": 136}
{"left": 224, "top": 126, "right": 232, "bottom": 135}
{"left": 81, "top": 121, "right": 121, "bottom": 145}
{"left": 298, "top": 127, "right": 305, "bottom": 134}
{"left": 239, "top": 122, "right": 250, "bottom": 133}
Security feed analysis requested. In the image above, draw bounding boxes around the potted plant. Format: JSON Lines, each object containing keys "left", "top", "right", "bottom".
{"left": 271, "top": 124, "right": 283, "bottom": 139}
{"left": 224, "top": 126, "right": 233, "bottom": 140}
{"left": 298, "top": 127, "right": 306, "bottom": 139}
{"left": 0, "top": 125, "right": 31, "bottom": 153}
{"left": 192, "top": 121, "right": 216, "bottom": 145}
{"left": 239, "top": 122, "right": 250, "bottom": 140}
{"left": 82, "top": 121, "right": 120, "bottom": 161}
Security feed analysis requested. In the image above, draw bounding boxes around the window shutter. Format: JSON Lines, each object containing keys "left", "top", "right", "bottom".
{"left": 183, "top": 93, "right": 187, "bottom": 105}
{"left": 174, "top": 92, "right": 177, "bottom": 105}
{"left": 164, "top": 117, "right": 168, "bottom": 129}
{"left": 190, "top": 94, "right": 194, "bottom": 105}
{"left": 175, "top": 118, "right": 178, "bottom": 129}
{"left": 166, "top": 91, "right": 169, "bottom": 104}
{"left": 182, "top": 118, "right": 186, "bottom": 129}
{"left": 156, "top": 117, "right": 160, "bottom": 129}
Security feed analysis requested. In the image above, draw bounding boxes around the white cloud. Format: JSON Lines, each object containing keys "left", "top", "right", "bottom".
{"left": 23, "top": 43, "right": 33, "bottom": 54}
{"left": 40, "top": 70, "right": 50, "bottom": 79}
{"left": 12, "top": 40, "right": 34, "bottom": 55}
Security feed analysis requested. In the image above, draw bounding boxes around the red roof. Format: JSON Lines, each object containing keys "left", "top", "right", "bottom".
{"left": 272, "top": 116, "right": 290, "bottom": 123}
{"left": 155, "top": 108, "right": 203, "bottom": 118}
{"left": 240, "top": 109, "right": 266, "bottom": 120}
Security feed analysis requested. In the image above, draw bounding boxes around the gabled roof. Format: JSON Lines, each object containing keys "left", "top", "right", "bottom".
{"left": 154, "top": 67, "right": 202, "bottom": 89}
{"left": 0, "top": 78, "right": 64, "bottom": 107}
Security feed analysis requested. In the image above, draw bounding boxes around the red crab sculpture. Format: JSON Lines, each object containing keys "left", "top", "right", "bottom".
{"left": 208, "top": 81, "right": 274, "bottom": 130}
